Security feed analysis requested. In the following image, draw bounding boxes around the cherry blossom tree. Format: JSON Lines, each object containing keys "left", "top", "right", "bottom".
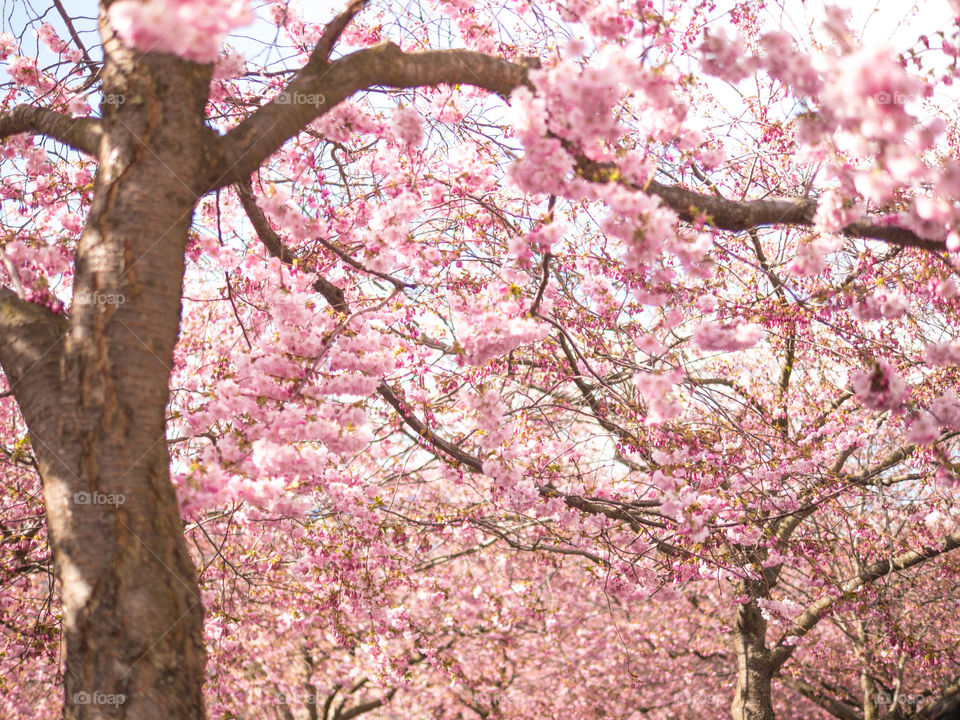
{"left": 3, "top": 1, "right": 960, "bottom": 719}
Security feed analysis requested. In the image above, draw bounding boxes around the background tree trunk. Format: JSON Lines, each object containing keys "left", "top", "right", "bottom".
{"left": 731, "top": 597, "right": 776, "bottom": 720}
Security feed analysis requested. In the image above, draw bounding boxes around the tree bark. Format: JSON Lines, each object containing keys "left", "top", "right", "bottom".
{"left": 0, "top": 16, "right": 214, "bottom": 719}
{"left": 731, "top": 596, "right": 776, "bottom": 720}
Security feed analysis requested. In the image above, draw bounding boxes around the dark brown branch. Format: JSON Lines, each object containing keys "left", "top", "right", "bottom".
{"left": 311, "top": 0, "right": 368, "bottom": 64}
{"left": 0, "top": 105, "right": 101, "bottom": 155}
{"left": 779, "top": 676, "right": 863, "bottom": 720}
{"left": 0, "top": 288, "right": 66, "bottom": 401}
{"left": 553, "top": 330, "right": 642, "bottom": 448}
{"left": 234, "top": 177, "right": 347, "bottom": 312}
{"left": 379, "top": 380, "right": 667, "bottom": 534}
{"left": 571, "top": 155, "right": 945, "bottom": 251}
{"left": 335, "top": 688, "right": 398, "bottom": 720}
{"left": 52, "top": 0, "right": 99, "bottom": 77}
{"left": 378, "top": 381, "right": 484, "bottom": 472}
{"left": 528, "top": 251, "right": 551, "bottom": 315}
{"left": 313, "top": 236, "right": 413, "bottom": 291}
{"left": 643, "top": 177, "right": 943, "bottom": 252}
{"left": 235, "top": 178, "right": 296, "bottom": 264}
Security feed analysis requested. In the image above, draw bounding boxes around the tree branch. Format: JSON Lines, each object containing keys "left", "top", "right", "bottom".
{"left": 0, "top": 288, "right": 68, "bottom": 475}
{"left": 779, "top": 675, "right": 863, "bottom": 720}
{"left": 577, "top": 156, "right": 944, "bottom": 251}
{"left": 335, "top": 688, "right": 397, "bottom": 720}
{"left": 234, "top": 177, "right": 347, "bottom": 312}
{"left": 210, "top": 41, "right": 534, "bottom": 188}
{"left": 378, "top": 380, "right": 484, "bottom": 472}
{"left": 770, "top": 529, "right": 960, "bottom": 669}
{"left": 52, "top": 0, "right": 100, "bottom": 78}
{"left": 0, "top": 105, "right": 102, "bottom": 155}
{"left": 311, "top": 0, "right": 367, "bottom": 64}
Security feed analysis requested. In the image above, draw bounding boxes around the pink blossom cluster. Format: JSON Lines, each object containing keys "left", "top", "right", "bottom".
{"left": 852, "top": 291, "right": 909, "bottom": 321}
{"left": 691, "top": 320, "right": 763, "bottom": 352}
{"left": 391, "top": 106, "right": 424, "bottom": 146}
{"left": 910, "top": 391, "right": 960, "bottom": 444}
{"left": 925, "top": 340, "right": 960, "bottom": 366}
{"left": 556, "top": 0, "right": 634, "bottom": 40}
{"left": 460, "top": 312, "right": 548, "bottom": 366}
{"left": 108, "top": 0, "right": 254, "bottom": 63}
{"left": 466, "top": 388, "right": 515, "bottom": 450}
{"left": 0, "top": 33, "right": 16, "bottom": 59}
{"left": 632, "top": 368, "right": 683, "bottom": 425}
{"left": 851, "top": 361, "right": 910, "bottom": 412}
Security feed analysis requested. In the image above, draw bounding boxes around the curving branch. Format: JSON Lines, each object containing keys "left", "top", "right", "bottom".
{"left": 0, "top": 288, "right": 69, "bottom": 489}
{"left": 311, "top": 0, "right": 368, "bottom": 64}
{"left": 377, "top": 380, "right": 483, "bottom": 472}
{"left": 209, "top": 40, "right": 534, "bottom": 188}
{"left": 770, "top": 529, "right": 960, "bottom": 669}
{"left": 0, "top": 105, "right": 102, "bottom": 155}
{"left": 234, "top": 177, "right": 348, "bottom": 312}
{"left": 0, "top": 288, "right": 66, "bottom": 397}
{"left": 334, "top": 688, "right": 398, "bottom": 720}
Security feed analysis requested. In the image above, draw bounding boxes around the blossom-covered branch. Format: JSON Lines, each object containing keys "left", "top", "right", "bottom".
{"left": 210, "top": 42, "right": 533, "bottom": 188}
{"left": 234, "top": 177, "right": 347, "bottom": 312}
{"left": 771, "top": 528, "right": 960, "bottom": 669}
{"left": 573, "top": 156, "right": 947, "bottom": 252}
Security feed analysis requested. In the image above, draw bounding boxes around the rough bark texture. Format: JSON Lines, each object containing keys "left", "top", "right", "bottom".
{"left": 731, "top": 585, "right": 776, "bottom": 720}
{"left": 0, "top": 14, "right": 214, "bottom": 719}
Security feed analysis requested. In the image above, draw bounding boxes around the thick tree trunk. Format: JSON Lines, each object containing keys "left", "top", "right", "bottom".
{"left": 731, "top": 598, "right": 776, "bottom": 720}
{"left": 0, "top": 20, "right": 215, "bottom": 720}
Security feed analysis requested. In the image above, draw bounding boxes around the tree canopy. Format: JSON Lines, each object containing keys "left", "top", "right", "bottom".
{"left": 2, "top": 1, "right": 960, "bottom": 719}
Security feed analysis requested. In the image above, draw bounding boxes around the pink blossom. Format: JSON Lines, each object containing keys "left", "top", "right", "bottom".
{"left": 909, "top": 412, "right": 939, "bottom": 444}
{"left": 758, "top": 32, "right": 821, "bottom": 95}
{"left": 633, "top": 368, "right": 684, "bottom": 425}
{"left": 0, "top": 33, "right": 17, "bottom": 59}
{"left": 108, "top": 0, "right": 254, "bottom": 63}
{"left": 700, "top": 31, "right": 752, "bottom": 81}
{"left": 7, "top": 56, "right": 43, "bottom": 88}
{"left": 925, "top": 341, "right": 960, "bottom": 366}
{"left": 461, "top": 313, "right": 548, "bottom": 365}
{"left": 851, "top": 361, "right": 909, "bottom": 412}
{"left": 391, "top": 106, "right": 424, "bottom": 146}
{"left": 813, "top": 190, "right": 863, "bottom": 232}
{"left": 692, "top": 321, "right": 763, "bottom": 352}
{"left": 37, "top": 23, "right": 67, "bottom": 53}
